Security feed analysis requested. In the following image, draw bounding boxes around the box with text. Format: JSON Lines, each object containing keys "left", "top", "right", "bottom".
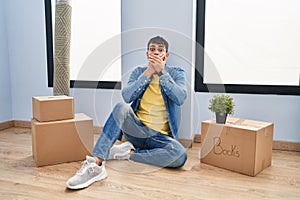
{"left": 201, "top": 118, "right": 274, "bottom": 176}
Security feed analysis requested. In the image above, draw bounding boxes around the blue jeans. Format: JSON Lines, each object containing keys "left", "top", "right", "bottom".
{"left": 92, "top": 102, "right": 187, "bottom": 168}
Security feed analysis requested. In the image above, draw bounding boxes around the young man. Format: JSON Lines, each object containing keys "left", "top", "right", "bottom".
{"left": 66, "top": 36, "right": 188, "bottom": 189}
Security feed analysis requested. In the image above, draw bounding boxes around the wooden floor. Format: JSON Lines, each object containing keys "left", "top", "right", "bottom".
{"left": 0, "top": 127, "right": 299, "bottom": 200}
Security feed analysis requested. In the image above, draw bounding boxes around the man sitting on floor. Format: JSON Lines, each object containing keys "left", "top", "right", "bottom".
{"left": 66, "top": 36, "right": 188, "bottom": 189}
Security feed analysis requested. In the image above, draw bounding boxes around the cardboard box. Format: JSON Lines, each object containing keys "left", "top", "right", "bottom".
{"left": 32, "top": 113, "right": 94, "bottom": 167}
{"left": 201, "top": 118, "right": 274, "bottom": 176}
{"left": 32, "top": 96, "right": 74, "bottom": 122}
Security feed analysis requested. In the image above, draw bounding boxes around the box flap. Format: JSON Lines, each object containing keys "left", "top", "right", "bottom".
{"left": 33, "top": 95, "right": 73, "bottom": 101}
{"left": 204, "top": 118, "right": 273, "bottom": 131}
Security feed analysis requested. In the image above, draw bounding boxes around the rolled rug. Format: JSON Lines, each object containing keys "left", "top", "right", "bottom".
{"left": 53, "top": 0, "right": 72, "bottom": 96}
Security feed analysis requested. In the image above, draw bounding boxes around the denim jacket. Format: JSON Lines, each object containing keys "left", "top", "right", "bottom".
{"left": 122, "top": 64, "right": 187, "bottom": 139}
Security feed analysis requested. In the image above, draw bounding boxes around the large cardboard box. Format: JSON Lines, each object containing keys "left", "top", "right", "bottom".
{"left": 201, "top": 118, "right": 274, "bottom": 176}
{"left": 32, "top": 113, "right": 94, "bottom": 167}
{"left": 32, "top": 96, "right": 74, "bottom": 122}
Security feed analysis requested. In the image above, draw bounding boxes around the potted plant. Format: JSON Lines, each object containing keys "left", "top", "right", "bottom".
{"left": 208, "top": 94, "right": 235, "bottom": 124}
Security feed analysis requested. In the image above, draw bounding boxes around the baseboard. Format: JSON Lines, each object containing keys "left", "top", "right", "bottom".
{"left": 0, "top": 121, "right": 14, "bottom": 130}
{"left": 1, "top": 120, "right": 298, "bottom": 151}
{"left": 194, "top": 134, "right": 202, "bottom": 143}
{"left": 272, "top": 140, "right": 300, "bottom": 152}
{"left": 193, "top": 134, "right": 300, "bottom": 152}
{"left": 0, "top": 120, "right": 31, "bottom": 130}
{"left": 93, "top": 126, "right": 103, "bottom": 135}
{"left": 13, "top": 120, "right": 31, "bottom": 128}
{"left": 179, "top": 138, "right": 193, "bottom": 148}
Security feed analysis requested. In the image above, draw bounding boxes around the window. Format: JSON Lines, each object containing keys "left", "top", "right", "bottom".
{"left": 44, "top": 0, "right": 121, "bottom": 89}
{"left": 195, "top": 0, "right": 300, "bottom": 95}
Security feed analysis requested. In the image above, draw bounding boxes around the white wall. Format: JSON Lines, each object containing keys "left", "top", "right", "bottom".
{"left": 0, "top": 0, "right": 12, "bottom": 122}
{"left": 1, "top": 0, "right": 299, "bottom": 142}
{"left": 4, "top": 0, "right": 52, "bottom": 121}
{"left": 121, "top": 0, "right": 196, "bottom": 140}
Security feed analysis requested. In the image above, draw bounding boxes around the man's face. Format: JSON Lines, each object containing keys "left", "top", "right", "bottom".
{"left": 147, "top": 43, "right": 169, "bottom": 61}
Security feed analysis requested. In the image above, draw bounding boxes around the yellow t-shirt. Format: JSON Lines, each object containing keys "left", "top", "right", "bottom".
{"left": 136, "top": 75, "right": 170, "bottom": 135}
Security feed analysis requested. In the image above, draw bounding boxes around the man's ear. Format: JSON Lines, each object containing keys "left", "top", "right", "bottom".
{"left": 164, "top": 52, "right": 170, "bottom": 60}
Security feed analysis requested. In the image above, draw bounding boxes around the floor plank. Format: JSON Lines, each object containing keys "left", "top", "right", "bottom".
{"left": 0, "top": 127, "right": 299, "bottom": 200}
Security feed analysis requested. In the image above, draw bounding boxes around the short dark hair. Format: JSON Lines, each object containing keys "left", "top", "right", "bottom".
{"left": 147, "top": 36, "right": 169, "bottom": 52}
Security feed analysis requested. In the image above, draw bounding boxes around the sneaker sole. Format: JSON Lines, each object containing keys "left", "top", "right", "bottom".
{"left": 66, "top": 170, "right": 108, "bottom": 190}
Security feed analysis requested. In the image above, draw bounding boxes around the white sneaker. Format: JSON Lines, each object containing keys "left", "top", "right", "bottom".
{"left": 66, "top": 155, "right": 107, "bottom": 190}
{"left": 108, "top": 141, "right": 135, "bottom": 160}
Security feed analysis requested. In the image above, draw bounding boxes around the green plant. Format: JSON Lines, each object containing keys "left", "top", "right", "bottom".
{"left": 208, "top": 94, "right": 235, "bottom": 115}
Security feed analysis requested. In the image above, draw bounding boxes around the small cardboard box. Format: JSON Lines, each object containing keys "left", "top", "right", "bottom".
{"left": 32, "top": 96, "right": 74, "bottom": 122}
{"left": 201, "top": 118, "right": 274, "bottom": 176}
{"left": 32, "top": 113, "right": 94, "bottom": 167}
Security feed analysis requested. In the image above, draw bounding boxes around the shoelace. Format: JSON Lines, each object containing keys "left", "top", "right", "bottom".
{"left": 76, "top": 160, "right": 89, "bottom": 175}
